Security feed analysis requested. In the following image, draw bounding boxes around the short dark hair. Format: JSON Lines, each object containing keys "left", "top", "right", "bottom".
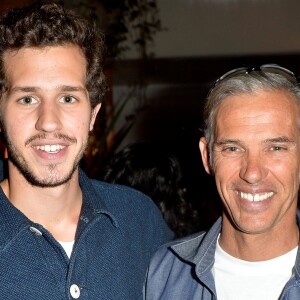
{"left": 0, "top": 0, "right": 106, "bottom": 108}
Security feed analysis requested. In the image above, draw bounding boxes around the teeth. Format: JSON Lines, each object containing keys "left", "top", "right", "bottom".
{"left": 34, "top": 145, "right": 65, "bottom": 153}
{"left": 240, "top": 192, "right": 274, "bottom": 202}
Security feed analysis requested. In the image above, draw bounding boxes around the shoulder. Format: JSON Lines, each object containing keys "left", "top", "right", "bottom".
{"left": 149, "top": 232, "right": 206, "bottom": 268}
{"left": 90, "top": 179, "right": 173, "bottom": 239}
{"left": 91, "top": 179, "right": 158, "bottom": 211}
{"left": 80, "top": 170, "right": 158, "bottom": 213}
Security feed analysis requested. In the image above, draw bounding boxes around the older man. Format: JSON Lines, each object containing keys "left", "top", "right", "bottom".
{"left": 145, "top": 65, "right": 300, "bottom": 299}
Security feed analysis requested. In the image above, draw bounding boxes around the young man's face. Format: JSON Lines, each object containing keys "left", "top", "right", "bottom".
{"left": 0, "top": 45, "right": 100, "bottom": 187}
{"left": 200, "top": 89, "right": 300, "bottom": 235}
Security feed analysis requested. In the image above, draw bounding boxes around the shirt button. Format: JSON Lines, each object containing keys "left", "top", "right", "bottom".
{"left": 70, "top": 284, "right": 81, "bottom": 299}
{"left": 29, "top": 226, "right": 42, "bottom": 236}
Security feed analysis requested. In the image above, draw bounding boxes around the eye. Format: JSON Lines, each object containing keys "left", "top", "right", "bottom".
{"left": 218, "top": 145, "right": 244, "bottom": 157}
{"left": 270, "top": 145, "right": 287, "bottom": 151}
{"left": 19, "top": 96, "right": 37, "bottom": 105}
{"left": 59, "top": 95, "right": 76, "bottom": 103}
{"left": 224, "top": 146, "right": 239, "bottom": 152}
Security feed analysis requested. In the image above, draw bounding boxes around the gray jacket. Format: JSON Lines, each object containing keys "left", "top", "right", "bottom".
{"left": 144, "top": 214, "right": 300, "bottom": 299}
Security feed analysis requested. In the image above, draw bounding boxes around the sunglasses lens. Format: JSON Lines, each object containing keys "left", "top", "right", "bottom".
{"left": 208, "top": 67, "right": 249, "bottom": 95}
{"left": 260, "top": 64, "right": 297, "bottom": 83}
{"left": 218, "top": 67, "right": 249, "bottom": 82}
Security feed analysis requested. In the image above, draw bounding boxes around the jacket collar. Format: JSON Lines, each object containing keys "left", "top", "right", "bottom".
{"left": 171, "top": 217, "right": 221, "bottom": 276}
{"left": 171, "top": 211, "right": 300, "bottom": 279}
{"left": 293, "top": 210, "right": 300, "bottom": 280}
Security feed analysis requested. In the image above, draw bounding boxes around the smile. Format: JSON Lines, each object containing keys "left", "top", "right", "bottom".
{"left": 239, "top": 191, "right": 274, "bottom": 202}
{"left": 33, "top": 144, "right": 66, "bottom": 153}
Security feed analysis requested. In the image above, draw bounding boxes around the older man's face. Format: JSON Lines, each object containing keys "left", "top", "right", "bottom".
{"left": 200, "top": 89, "right": 300, "bottom": 235}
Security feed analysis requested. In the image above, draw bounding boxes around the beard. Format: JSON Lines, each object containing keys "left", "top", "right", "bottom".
{"left": 0, "top": 124, "right": 88, "bottom": 188}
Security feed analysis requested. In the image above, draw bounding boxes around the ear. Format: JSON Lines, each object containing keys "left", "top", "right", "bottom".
{"left": 199, "top": 137, "right": 212, "bottom": 175}
{"left": 89, "top": 103, "right": 101, "bottom": 131}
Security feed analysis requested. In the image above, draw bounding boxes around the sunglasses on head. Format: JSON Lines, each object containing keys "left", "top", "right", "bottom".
{"left": 208, "top": 64, "right": 299, "bottom": 97}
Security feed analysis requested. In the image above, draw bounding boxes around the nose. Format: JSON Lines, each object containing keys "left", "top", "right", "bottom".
{"left": 239, "top": 151, "right": 268, "bottom": 184}
{"left": 35, "top": 102, "right": 62, "bottom": 133}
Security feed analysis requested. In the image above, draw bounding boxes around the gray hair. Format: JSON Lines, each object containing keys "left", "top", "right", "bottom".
{"left": 203, "top": 71, "right": 300, "bottom": 166}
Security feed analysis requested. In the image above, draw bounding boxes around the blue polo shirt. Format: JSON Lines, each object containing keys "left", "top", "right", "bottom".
{"left": 0, "top": 168, "right": 173, "bottom": 299}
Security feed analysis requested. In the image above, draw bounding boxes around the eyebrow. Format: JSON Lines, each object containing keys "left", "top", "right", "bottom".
{"left": 9, "top": 86, "right": 37, "bottom": 93}
{"left": 60, "top": 85, "right": 87, "bottom": 93}
{"left": 214, "top": 139, "right": 243, "bottom": 146}
{"left": 263, "top": 136, "right": 295, "bottom": 144}
{"left": 214, "top": 137, "right": 294, "bottom": 146}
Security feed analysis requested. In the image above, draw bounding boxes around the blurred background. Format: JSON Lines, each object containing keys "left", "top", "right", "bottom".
{"left": 1, "top": 0, "right": 300, "bottom": 230}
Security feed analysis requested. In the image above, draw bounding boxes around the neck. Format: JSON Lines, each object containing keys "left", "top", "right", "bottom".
{"left": 0, "top": 164, "right": 82, "bottom": 242}
{"left": 219, "top": 213, "right": 299, "bottom": 261}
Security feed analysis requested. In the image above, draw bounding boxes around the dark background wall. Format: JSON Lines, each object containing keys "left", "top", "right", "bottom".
{"left": 1, "top": 0, "right": 300, "bottom": 230}
{"left": 108, "top": 0, "right": 300, "bottom": 229}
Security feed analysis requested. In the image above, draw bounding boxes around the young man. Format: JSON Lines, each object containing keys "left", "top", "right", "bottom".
{"left": 144, "top": 65, "right": 300, "bottom": 299}
{"left": 0, "top": 2, "right": 172, "bottom": 299}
